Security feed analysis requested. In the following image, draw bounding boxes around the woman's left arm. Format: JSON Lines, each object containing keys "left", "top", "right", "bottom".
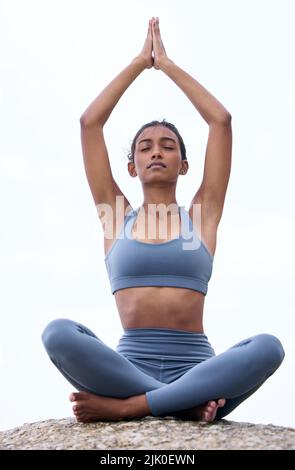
{"left": 152, "top": 18, "right": 232, "bottom": 225}
{"left": 159, "top": 58, "right": 231, "bottom": 125}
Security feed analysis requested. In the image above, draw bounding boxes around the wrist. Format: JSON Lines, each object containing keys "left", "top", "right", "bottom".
{"left": 158, "top": 57, "right": 174, "bottom": 71}
{"left": 132, "top": 56, "right": 149, "bottom": 71}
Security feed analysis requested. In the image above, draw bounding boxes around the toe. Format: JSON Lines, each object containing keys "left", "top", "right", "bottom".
{"left": 206, "top": 405, "right": 213, "bottom": 414}
{"left": 209, "top": 401, "right": 217, "bottom": 408}
{"left": 218, "top": 398, "right": 226, "bottom": 407}
{"left": 203, "top": 404, "right": 216, "bottom": 422}
{"left": 69, "top": 392, "right": 79, "bottom": 402}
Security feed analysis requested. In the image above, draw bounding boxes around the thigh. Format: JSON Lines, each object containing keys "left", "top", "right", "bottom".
{"left": 160, "top": 358, "right": 210, "bottom": 384}
{"left": 42, "top": 318, "right": 166, "bottom": 397}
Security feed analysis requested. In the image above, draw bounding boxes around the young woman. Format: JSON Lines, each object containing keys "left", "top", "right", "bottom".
{"left": 42, "top": 17, "right": 284, "bottom": 423}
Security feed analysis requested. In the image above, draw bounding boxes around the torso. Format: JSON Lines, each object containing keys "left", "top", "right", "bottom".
{"left": 103, "top": 206, "right": 217, "bottom": 333}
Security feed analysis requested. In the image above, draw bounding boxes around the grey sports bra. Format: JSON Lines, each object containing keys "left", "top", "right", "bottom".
{"left": 104, "top": 205, "right": 213, "bottom": 295}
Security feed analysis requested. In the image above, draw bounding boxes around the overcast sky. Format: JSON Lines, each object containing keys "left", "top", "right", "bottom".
{"left": 0, "top": 0, "right": 294, "bottom": 432}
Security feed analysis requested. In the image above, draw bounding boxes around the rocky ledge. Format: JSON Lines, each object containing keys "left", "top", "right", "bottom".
{"left": 0, "top": 417, "right": 294, "bottom": 450}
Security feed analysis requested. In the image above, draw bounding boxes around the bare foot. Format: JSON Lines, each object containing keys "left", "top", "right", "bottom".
{"left": 172, "top": 398, "right": 226, "bottom": 422}
{"left": 69, "top": 391, "right": 128, "bottom": 423}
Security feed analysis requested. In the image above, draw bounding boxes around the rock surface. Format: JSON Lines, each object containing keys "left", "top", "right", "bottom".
{"left": 0, "top": 417, "right": 294, "bottom": 450}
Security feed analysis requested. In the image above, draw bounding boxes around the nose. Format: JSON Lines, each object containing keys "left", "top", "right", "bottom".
{"left": 152, "top": 148, "right": 162, "bottom": 158}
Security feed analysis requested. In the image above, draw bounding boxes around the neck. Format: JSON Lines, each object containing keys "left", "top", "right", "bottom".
{"left": 141, "top": 183, "right": 178, "bottom": 212}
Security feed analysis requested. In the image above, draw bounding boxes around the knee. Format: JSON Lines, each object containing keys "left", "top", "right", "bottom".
{"left": 254, "top": 333, "right": 285, "bottom": 371}
{"left": 41, "top": 318, "right": 75, "bottom": 355}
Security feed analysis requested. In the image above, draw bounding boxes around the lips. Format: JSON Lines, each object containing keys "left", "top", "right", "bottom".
{"left": 148, "top": 163, "right": 166, "bottom": 168}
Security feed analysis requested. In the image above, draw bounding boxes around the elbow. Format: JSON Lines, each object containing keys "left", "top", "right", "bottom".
{"left": 79, "top": 115, "right": 105, "bottom": 128}
{"left": 80, "top": 115, "right": 87, "bottom": 126}
{"left": 79, "top": 113, "right": 96, "bottom": 127}
{"left": 210, "top": 112, "right": 232, "bottom": 126}
{"left": 217, "top": 112, "right": 232, "bottom": 125}
{"left": 80, "top": 115, "right": 91, "bottom": 127}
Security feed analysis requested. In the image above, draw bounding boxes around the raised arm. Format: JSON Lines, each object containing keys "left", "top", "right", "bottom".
{"left": 152, "top": 17, "right": 232, "bottom": 226}
{"left": 80, "top": 57, "right": 147, "bottom": 128}
{"left": 79, "top": 20, "right": 154, "bottom": 220}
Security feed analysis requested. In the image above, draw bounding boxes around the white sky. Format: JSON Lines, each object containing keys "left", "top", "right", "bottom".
{"left": 0, "top": 0, "right": 294, "bottom": 433}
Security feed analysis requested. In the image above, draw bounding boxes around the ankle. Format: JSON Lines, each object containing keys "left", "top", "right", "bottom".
{"left": 125, "top": 394, "right": 152, "bottom": 419}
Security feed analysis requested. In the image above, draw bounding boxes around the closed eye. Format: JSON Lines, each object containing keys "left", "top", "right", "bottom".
{"left": 141, "top": 147, "right": 174, "bottom": 151}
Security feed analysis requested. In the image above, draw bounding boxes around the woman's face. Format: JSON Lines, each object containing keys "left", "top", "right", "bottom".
{"left": 129, "top": 125, "right": 187, "bottom": 181}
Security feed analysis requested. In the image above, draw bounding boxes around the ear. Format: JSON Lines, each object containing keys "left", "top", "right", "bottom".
{"left": 180, "top": 160, "right": 189, "bottom": 175}
{"left": 128, "top": 162, "right": 137, "bottom": 177}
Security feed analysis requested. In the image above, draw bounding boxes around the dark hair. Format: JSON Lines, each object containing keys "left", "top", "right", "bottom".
{"left": 127, "top": 119, "right": 187, "bottom": 163}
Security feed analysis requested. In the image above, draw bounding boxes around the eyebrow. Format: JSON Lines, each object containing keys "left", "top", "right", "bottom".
{"left": 137, "top": 137, "right": 177, "bottom": 146}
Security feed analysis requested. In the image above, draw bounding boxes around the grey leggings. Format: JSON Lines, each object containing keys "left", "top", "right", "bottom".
{"left": 41, "top": 319, "right": 285, "bottom": 419}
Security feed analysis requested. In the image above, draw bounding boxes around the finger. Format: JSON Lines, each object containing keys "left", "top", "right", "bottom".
{"left": 152, "top": 19, "right": 158, "bottom": 36}
{"left": 152, "top": 20, "right": 162, "bottom": 45}
{"left": 152, "top": 17, "right": 160, "bottom": 35}
{"left": 147, "top": 19, "right": 152, "bottom": 38}
{"left": 148, "top": 20, "right": 153, "bottom": 38}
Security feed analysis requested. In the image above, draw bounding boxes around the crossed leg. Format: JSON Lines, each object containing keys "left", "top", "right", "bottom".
{"left": 42, "top": 318, "right": 284, "bottom": 422}
{"left": 144, "top": 334, "right": 285, "bottom": 417}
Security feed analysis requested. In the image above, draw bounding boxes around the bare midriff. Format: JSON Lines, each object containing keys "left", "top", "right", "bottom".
{"left": 114, "top": 286, "right": 205, "bottom": 333}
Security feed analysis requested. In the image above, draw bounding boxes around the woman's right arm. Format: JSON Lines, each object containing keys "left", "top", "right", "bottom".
{"left": 80, "top": 18, "right": 153, "bottom": 232}
{"left": 80, "top": 57, "right": 146, "bottom": 127}
{"left": 79, "top": 57, "right": 146, "bottom": 215}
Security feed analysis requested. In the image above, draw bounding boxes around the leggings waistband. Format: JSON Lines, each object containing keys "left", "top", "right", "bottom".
{"left": 116, "top": 327, "right": 215, "bottom": 361}
{"left": 122, "top": 327, "right": 206, "bottom": 336}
